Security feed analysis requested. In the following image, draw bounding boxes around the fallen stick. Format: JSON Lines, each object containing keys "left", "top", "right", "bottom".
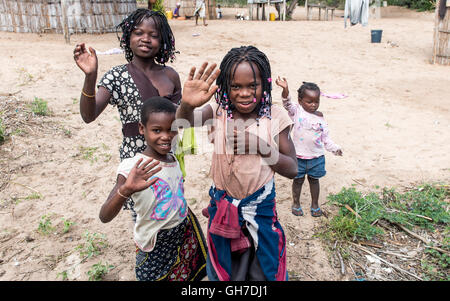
{"left": 387, "top": 208, "right": 433, "bottom": 221}
{"left": 425, "top": 245, "right": 450, "bottom": 255}
{"left": 392, "top": 222, "right": 430, "bottom": 244}
{"left": 352, "top": 178, "right": 368, "bottom": 187}
{"left": 350, "top": 242, "right": 423, "bottom": 281}
{"left": 10, "top": 181, "right": 41, "bottom": 195}
{"left": 359, "top": 241, "right": 383, "bottom": 249}
{"left": 344, "top": 204, "right": 361, "bottom": 219}
{"left": 391, "top": 223, "right": 449, "bottom": 254}
{"left": 336, "top": 249, "right": 346, "bottom": 275}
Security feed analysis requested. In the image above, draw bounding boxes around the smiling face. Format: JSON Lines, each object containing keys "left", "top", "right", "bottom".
{"left": 139, "top": 112, "right": 177, "bottom": 159}
{"left": 229, "top": 61, "right": 263, "bottom": 116}
{"left": 129, "top": 17, "right": 161, "bottom": 60}
{"left": 299, "top": 89, "right": 320, "bottom": 113}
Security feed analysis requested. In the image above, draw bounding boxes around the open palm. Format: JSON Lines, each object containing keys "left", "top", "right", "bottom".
{"left": 182, "top": 62, "right": 220, "bottom": 108}
{"left": 74, "top": 43, "right": 98, "bottom": 75}
{"left": 124, "top": 158, "right": 162, "bottom": 193}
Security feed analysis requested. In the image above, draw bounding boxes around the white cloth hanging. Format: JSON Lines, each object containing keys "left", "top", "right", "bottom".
{"left": 344, "top": 0, "right": 369, "bottom": 28}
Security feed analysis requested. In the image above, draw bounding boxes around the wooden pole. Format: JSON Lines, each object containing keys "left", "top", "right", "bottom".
{"left": 61, "top": 0, "right": 70, "bottom": 43}
{"left": 433, "top": 0, "right": 450, "bottom": 65}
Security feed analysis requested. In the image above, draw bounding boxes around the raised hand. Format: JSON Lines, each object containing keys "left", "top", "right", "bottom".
{"left": 275, "top": 76, "right": 289, "bottom": 98}
{"left": 74, "top": 43, "right": 98, "bottom": 75}
{"left": 122, "top": 157, "right": 162, "bottom": 195}
{"left": 182, "top": 62, "right": 220, "bottom": 108}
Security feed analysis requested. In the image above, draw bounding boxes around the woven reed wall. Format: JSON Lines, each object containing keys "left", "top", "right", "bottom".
{"left": 0, "top": 0, "right": 137, "bottom": 33}
{"left": 432, "top": 0, "right": 450, "bottom": 65}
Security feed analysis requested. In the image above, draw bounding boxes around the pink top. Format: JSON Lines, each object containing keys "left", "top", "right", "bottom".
{"left": 208, "top": 103, "right": 293, "bottom": 200}
{"left": 282, "top": 95, "right": 340, "bottom": 159}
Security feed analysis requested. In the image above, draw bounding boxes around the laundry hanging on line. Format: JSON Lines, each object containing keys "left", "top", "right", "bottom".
{"left": 344, "top": 0, "right": 369, "bottom": 28}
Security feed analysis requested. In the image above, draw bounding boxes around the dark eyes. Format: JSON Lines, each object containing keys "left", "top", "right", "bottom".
{"left": 133, "top": 31, "right": 159, "bottom": 39}
{"left": 230, "top": 83, "right": 258, "bottom": 90}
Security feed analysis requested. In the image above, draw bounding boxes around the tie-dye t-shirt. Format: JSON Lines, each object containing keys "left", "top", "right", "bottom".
{"left": 282, "top": 96, "right": 340, "bottom": 159}
{"left": 116, "top": 153, "right": 187, "bottom": 252}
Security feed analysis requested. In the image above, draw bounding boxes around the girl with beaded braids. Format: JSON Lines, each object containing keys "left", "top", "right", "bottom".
{"left": 74, "top": 8, "right": 182, "bottom": 220}
{"left": 177, "top": 46, "right": 297, "bottom": 280}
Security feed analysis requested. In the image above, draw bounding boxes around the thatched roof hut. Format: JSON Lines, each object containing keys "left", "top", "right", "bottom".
{"left": 0, "top": 0, "right": 137, "bottom": 34}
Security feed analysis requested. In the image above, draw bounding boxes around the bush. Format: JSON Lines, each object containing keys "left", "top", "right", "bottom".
{"left": 323, "top": 183, "right": 449, "bottom": 242}
{"left": 387, "top": 0, "right": 435, "bottom": 11}
{"left": 0, "top": 117, "right": 5, "bottom": 143}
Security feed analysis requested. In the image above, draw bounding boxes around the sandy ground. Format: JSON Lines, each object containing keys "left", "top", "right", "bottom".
{"left": 0, "top": 6, "right": 449, "bottom": 281}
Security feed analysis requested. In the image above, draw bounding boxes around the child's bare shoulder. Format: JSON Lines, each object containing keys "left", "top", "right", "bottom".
{"left": 163, "top": 65, "right": 181, "bottom": 83}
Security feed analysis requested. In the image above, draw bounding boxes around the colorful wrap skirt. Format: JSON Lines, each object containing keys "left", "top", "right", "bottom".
{"left": 206, "top": 178, "right": 287, "bottom": 281}
{"left": 135, "top": 209, "right": 207, "bottom": 281}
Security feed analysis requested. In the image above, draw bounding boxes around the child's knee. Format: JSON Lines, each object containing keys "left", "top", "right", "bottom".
{"left": 307, "top": 176, "right": 319, "bottom": 184}
{"left": 294, "top": 177, "right": 305, "bottom": 184}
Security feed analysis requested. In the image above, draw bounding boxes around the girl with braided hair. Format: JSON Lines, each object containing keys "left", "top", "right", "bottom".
{"left": 74, "top": 9, "right": 181, "bottom": 221}
{"left": 177, "top": 46, "right": 298, "bottom": 280}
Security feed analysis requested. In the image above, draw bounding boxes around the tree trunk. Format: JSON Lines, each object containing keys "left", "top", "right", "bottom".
{"left": 286, "top": 1, "right": 298, "bottom": 19}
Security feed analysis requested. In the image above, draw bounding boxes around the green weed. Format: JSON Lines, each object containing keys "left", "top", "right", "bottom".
{"left": 87, "top": 262, "right": 114, "bottom": 281}
{"left": 58, "top": 270, "right": 69, "bottom": 281}
{"left": 79, "top": 146, "right": 99, "bottom": 163}
{"left": 0, "top": 117, "right": 5, "bottom": 143}
{"left": 30, "top": 97, "right": 49, "bottom": 116}
{"left": 76, "top": 231, "right": 108, "bottom": 259}
{"left": 322, "top": 183, "right": 449, "bottom": 242}
{"left": 37, "top": 214, "right": 55, "bottom": 235}
{"left": 61, "top": 218, "right": 75, "bottom": 234}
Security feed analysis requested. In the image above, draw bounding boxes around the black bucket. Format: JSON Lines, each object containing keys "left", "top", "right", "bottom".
{"left": 371, "top": 30, "right": 382, "bottom": 43}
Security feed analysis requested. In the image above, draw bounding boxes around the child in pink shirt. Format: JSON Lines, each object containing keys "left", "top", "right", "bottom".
{"left": 276, "top": 77, "right": 343, "bottom": 217}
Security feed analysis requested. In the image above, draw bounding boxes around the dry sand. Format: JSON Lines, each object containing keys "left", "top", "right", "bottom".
{"left": 0, "top": 6, "right": 449, "bottom": 281}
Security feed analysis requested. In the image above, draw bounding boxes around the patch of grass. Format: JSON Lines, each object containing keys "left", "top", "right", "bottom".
{"left": 61, "top": 218, "right": 75, "bottom": 234}
{"left": 58, "top": 270, "right": 69, "bottom": 281}
{"left": 0, "top": 117, "right": 5, "bottom": 143}
{"left": 76, "top": 231, "right": 108, "bottom": 259}
{"left": 30, "top": 97, "right": 49, "bottom": 116}
{"left": 37, "top": 214, "right": 55, "bottom": 235}
{"left": 24, "top": 192, "right": 42, "bottom": 200}
{"left": 87, "top": 262, "right": 114, "bottom": 281}
{"left": 319, "top": 182, "right": 449, "bottom": 280}
{"left": 421, "top": 225, "right": 450, "bottom": 281}
{"left": 321, "top": 183, "right": 449, "bottom": 242}
{"left": 79, "top": 146, "right": 99, "bottom": 163}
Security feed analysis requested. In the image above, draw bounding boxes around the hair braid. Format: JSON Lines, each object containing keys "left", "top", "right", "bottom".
{"left": 214, "top": 46, "right": 273, "bottom": 122}
{"left": 116, "top": 9, "right": 177, "bottom": 64}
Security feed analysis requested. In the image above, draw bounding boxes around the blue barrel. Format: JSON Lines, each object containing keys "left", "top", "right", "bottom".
{"left": 371, "top": 30, "right": 383, "bottom": 43}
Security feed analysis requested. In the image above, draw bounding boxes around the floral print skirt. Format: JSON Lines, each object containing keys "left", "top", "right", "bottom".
{"left": 135, "top": 209, "right": 207, "bottom": 281}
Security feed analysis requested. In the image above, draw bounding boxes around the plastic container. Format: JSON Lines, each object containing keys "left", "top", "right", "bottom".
{"left": 166, "top": 10, "right": 173, "bottom": 20}
{"left": 371, "top": 30, "right": 382, "bottom": 43}
{"left": 269, "top": 13, "right": 276, "bottom": 21}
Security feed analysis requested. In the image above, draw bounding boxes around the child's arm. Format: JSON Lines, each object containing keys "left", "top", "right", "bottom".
{"left": 176, "top": 62, "right": 220, "bottom": 127}
{"left": 275, "top": 76, "right": 296, "bottom": 117}
{"left": 261, "top": 126, "right": 298, "bottom": 178}
{"left": 321, "top": 121, "right": 343, "bottom": 156}
{"left": 74, "top": 43, "right": 110, "bottom": 123}
{"left": 99, "top": 158, "right": 162, "bottom": 223}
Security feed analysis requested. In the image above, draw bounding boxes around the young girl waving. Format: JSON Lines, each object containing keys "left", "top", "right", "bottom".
{"left": 74, "top": 9, "right": 181, "bottom": 161}
{"left": 99, "top": 97, "right": 208, "bottom": 281}
{"left": 276, "top": 77, "right": 343, "bottom": 217}
{"left": 74, "top": 9, "right": 181, "bottom": 220}
{"left": 177, "top": 46, "right": 298, "bottom": 281}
